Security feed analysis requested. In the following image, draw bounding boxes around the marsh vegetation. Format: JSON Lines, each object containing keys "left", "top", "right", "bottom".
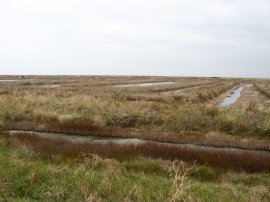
{"left": 0, "top": 75, "right": 270, "bottom": 201}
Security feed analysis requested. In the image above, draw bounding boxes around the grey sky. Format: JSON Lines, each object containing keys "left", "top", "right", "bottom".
{"left": 0, "top": 0, "right": 270, "bottom": 78}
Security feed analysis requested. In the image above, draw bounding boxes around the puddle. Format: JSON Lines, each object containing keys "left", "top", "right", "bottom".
{"left": 114, "top": 82, "right": 176, "bottom": 87}
{"left": 220, "top": 86, "right": 244, "bottom": 107}
{"left": 0, "top": 79, "right": 33, "bottom": 83}
{"left": 0, "top": 80, "right": 20, "bottom": 82}
{"left": 7, "top": 130, "right": 145, "bottom": 145}
{"left": 5, "top": 130, "right": 270, "bottom": 155}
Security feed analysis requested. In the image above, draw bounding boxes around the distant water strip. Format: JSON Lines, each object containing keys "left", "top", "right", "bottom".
{"left": 220, "top": 86, "right": 243, "bottom": 107}
{"left": 114, "top": 81, "right": 176, "bottom": 87}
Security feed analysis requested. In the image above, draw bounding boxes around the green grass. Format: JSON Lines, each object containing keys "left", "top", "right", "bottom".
{"left": 0, "top": 142, "right": 270, "bottom": 201}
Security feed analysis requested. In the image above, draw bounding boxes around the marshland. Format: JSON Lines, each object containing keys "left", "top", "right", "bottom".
{"left": 0, "top": 75, "right": 270, "bottom": 201}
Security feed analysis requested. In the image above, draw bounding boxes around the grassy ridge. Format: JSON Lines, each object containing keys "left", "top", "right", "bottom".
{"left": 254, "top": 83, "right": 270, "bottom": 99}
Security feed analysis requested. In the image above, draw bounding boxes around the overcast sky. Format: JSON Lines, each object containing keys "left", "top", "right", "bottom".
{"left": 0, "top": 0, "right": 270, "bottom": 78}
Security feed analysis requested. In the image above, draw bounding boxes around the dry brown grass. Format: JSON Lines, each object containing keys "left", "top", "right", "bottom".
{"left": 168, "top": 162, "right": 195, "bottom": 201}
{"left": 254, "top": 82, "right": 270, "bottom": 99}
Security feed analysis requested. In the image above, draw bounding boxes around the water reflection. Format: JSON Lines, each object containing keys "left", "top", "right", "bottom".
{"left": 220, "top": 86, "right": 243, "bottom": 107}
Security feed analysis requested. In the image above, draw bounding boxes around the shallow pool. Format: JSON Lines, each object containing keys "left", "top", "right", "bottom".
{"left": 220, "top": 86, "right": 243, "bottom": 107}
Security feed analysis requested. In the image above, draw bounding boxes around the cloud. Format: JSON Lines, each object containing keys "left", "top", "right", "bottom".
{"left": 0, "top": 0, "right": 269, "bottom": 77}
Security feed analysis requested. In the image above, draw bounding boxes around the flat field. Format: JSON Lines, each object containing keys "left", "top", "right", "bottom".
{"left": 1, "top": 76, "right": 270, "bottom": 201}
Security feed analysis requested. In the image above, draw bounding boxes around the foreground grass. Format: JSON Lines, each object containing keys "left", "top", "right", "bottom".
{"left": 1, "top": 142, "right": 270, "bottom": 201}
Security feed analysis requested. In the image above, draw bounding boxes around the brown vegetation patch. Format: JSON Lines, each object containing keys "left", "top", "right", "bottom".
{"left": 2, "top": 132, "right": 270, "bottom": 172}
